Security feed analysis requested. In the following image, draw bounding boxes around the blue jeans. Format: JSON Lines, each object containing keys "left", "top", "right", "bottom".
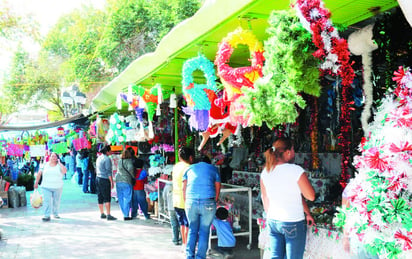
{"left": 131, "top": 190, "right": 149, "bottom": 219}
{"left": 116, "top": 182, "right": 133, "bottom": 217}
{"left": 42, "top": 187, "right": 63, "bottom": 218}
{"left": 76, "top": 167, "right": 83, "bottom": 185}
{"left": 82, "top": 168, "right": 90, "bottom": 193}
{"left": 169, "top": 210, "right": 180, "bottom": 242}
{"left": 267, "top": 219, "right": 307, "bottom": 259}
{"left": 185, "top": 198, "right": 216, "bottom": 259}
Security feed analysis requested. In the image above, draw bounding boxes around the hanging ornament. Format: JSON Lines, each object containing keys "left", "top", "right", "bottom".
{"left": 215, "top": 27, "right": 264, "bottom": 98}
{"left": 295, "top": 0, "right": 355, "bottom": 188}
{"left": 239, "top": 10, "right": 320, "bottom": 128}
{"left": 348, "top": 24, "right": 378, "bottom": 135}
{"left": 181, "top": 53, "right": 217, "bottom": 131}
{"left": 106, "top": 113, "right": 126, "bottom": 144}
{"left": 215, "top": 27, "right": 264, "bottom": 127}
{"left": 169, "top": 93, "right": 177, "bottom": 108}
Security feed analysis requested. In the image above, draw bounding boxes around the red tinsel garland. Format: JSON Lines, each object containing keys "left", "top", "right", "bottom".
{"left": 295, "top": 0, "right": 355, "bottom": 188}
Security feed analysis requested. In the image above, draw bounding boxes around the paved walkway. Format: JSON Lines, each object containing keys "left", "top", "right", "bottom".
{"left": 0, "top": 179, "right": 260, "bottom": 259}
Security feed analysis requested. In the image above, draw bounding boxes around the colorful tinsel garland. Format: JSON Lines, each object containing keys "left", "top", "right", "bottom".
{"left": 295, "top": 0, "right": 355, "bottom": 188}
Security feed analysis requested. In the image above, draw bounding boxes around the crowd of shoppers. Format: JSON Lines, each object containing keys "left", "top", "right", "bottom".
{"left": 29, "top": 136, "right": 322, "bottom": 259}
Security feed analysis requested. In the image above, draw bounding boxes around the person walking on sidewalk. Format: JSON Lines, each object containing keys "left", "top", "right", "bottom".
{"left": 96, "top": 144, "right": 116, "bottom": 221}
{"left": 34, "top": 152, "right": 67, "bottom": 222}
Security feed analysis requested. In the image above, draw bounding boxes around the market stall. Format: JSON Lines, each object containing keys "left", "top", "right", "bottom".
{"left": 84, "top": 0, "right": 411, "bottom": 258}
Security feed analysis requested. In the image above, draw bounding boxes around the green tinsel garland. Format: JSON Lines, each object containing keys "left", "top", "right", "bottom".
{"left": 239, "top": 10, "right": 321, "bottom": 128}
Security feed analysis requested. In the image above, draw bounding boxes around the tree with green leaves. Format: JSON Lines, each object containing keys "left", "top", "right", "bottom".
{"left": 2, "top": 0, "right": 202, "bottom": 120}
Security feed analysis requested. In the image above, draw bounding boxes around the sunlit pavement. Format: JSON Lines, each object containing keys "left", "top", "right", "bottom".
{"left": 0, "top": 179, "right": 260, "bottom": 259}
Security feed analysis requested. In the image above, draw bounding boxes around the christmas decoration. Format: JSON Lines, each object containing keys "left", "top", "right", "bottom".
{"left": 181, "top": 54, "right": 217, "bottom": 131}
{"left": 106, "top": 113, "right": 127, "bottom": 145}
{"left": 334, "top": 66, "right": 412, "bottom": 258}
{"left": 215, "top": 27, "right": 264, "bottom": 126}
{"left": 295, "top": 0, "right": 355, "bottom": 188}
{"left": 239, "top": 10, "right": 320, "bottom": 128}
{"left": 132, "top": 84, "right": 171, "bottom": 139}
{"left": 348, "top": 24, "right": 378, "bottom": 135}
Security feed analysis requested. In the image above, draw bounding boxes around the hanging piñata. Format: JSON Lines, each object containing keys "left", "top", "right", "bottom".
{"left": 215, "top": 27, "right": 264, "bottom": 127}
{"left": 181, "top": 54, "right": 217, "bottom": 131}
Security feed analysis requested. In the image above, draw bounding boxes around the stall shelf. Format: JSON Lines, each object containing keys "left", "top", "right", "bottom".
{"left": 157, "top": 180, "right": 253, "bottom": 250}
{"left": 157, "top": 178, "right": 172, "bottom": 223}
{"left": 229, "top": 171, "right": 264, "bottom": 220}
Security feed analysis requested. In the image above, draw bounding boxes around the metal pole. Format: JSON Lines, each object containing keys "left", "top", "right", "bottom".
{"left": 174, "top": 107, "right": 178, "bottom": 163}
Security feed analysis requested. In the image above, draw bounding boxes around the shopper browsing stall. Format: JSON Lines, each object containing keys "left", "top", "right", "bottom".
{"left": 183, "top": 155, "right": 221, "bottom": 259}
{"left": 172, "top": 147, "right": 195, "bottom": 250}
{"left": 34, "top": 152, "right": 67, "bottom": 221}
{"left": 96, "top": 145, "right": 116, "bottom": 220}
{"left": 128, "top": 147, "right": 150, "bottom": 220}
{"left": 260, "top": 137, "right": 315, "bottom": 259}
{"left": 212, "top": 207, "right": 236, "bottom": 258}
{"left": 115, "top": 148, "right": 135, "bottom": 220}
{"left": 163, "top": 176, "right": 181, "bottom": 245}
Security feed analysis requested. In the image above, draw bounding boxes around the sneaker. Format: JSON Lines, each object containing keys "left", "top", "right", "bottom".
{"left": 42, "top": 217, "right": 50, "bottom": 222}
{"left": 54, "top": 215, "right": 60, "bottom": 219}
{"left": 100, "top": 213, "right": 107, "bottom": 219}
{"left": 123, "top": 217, "right": 132, "bottom": 221}
{"left": 107, "top": 215, "right": 117, "bottom": 221}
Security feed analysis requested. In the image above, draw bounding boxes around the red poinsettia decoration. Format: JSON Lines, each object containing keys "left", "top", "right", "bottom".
{"left": 364, "top": 147, "right": 388, "bottom": 171}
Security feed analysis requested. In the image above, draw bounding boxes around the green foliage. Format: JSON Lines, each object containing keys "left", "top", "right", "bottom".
{"left": 43, "top": 7, "right": 110, "bottom": 92}
{"left": 0, "top": 2, "right": 40, "bottom": 40}
{"left": 3, "top": 47, "right": 65, "bottom": 118}
{"left": 239, "top": 10, "right": 321, "bottom": 128}
{"left": 1, "top": 0, "right": 201, "bottom": 119}
{"left": 17, "top": 173, "right": 35, "bottom": 191}
{"left": 98, "top": 0, "right": 201, "bottom": 72}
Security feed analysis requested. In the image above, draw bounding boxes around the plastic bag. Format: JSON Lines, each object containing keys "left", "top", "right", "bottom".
{"left": 30, "top": 189, "right": 43, "bottom": 209}
{"left": 71, "top": 172, "right": 78, "bottom": 184}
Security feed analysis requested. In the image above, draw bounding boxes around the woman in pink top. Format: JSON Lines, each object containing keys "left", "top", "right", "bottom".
{"left": 260, "top": 137, "right": 315, "bottom": 259}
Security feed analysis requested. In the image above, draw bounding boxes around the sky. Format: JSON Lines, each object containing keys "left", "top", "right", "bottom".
{"left": 0, "top": 0, "right": 106, "bottom": 83}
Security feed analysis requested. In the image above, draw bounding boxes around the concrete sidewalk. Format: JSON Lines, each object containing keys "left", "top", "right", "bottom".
{"left": 0, "top": 179, "right": 260, "bottom": 259}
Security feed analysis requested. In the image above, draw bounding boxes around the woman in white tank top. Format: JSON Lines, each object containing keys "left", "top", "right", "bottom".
{"left": 34, "top": 152, "right": 67, "bottom": 222}
{"left": 260, "top": 137, "right": 315, "bottom": 259}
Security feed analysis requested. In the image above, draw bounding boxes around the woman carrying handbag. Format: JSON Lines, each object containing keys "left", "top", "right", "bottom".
{"left": 115, "top": 148, "right": 135, "bottom": 220}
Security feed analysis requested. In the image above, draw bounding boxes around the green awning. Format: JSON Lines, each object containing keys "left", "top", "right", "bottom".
{"left": 90, "top": 0, "right": 398, "bottom": 115}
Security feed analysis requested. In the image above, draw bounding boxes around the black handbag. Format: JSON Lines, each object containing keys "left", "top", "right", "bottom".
{"left": 122, "top": 160, "right": 136, "bottom": 186}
